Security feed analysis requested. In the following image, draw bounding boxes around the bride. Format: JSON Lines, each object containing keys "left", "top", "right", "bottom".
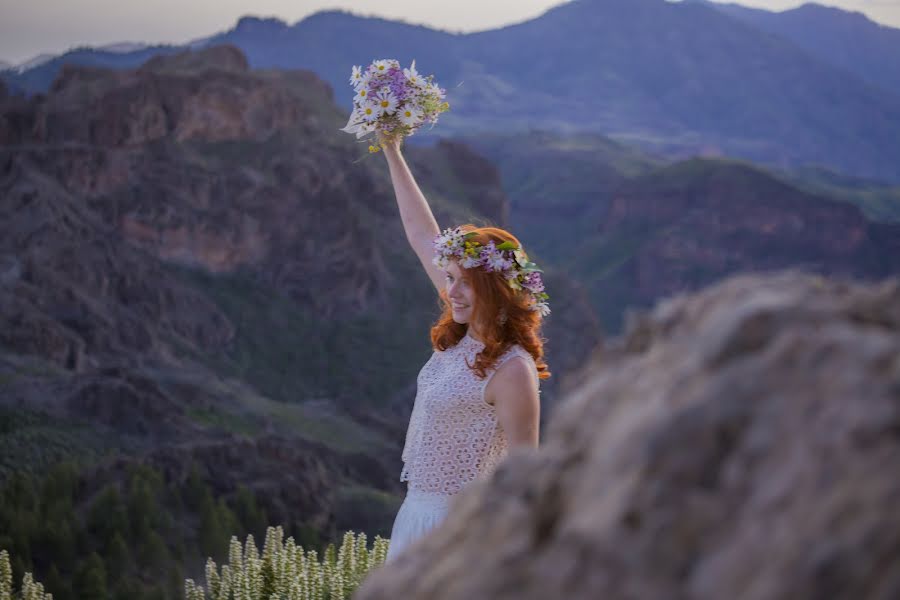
{"left": 380, "top": 137, "right": 551, "bottom": 562}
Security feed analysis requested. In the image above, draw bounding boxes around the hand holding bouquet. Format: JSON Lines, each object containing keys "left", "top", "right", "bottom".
{"left": 340, "top": 59, "right": 450, "bottom": 154}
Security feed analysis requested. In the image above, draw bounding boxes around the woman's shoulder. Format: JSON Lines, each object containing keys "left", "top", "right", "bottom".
{"left": 487, "top": 344, "right": 541, "bottom": 394}
{"left": 497, "top": 343, "right": 537, "bottom": 370}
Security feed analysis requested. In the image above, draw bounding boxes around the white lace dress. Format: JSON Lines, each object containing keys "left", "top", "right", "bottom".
{"left": 385, "top": 330, "right": 539, "bottom": 562}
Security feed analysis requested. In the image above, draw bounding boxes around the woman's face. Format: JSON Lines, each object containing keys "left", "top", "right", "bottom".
{"left": 445, "top": 260, "right": 476, "bottom": 324}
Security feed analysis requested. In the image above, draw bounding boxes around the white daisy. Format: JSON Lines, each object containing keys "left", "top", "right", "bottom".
{"left": 359, "top": 101, "right": 379, "bottom": 122}
{"left": 349, "top": 65, "right": 365, "bottom": 89}
{"left": 374, "top": 90, "right": 398, "bottom": 116}
{"left": 372, "top": 59, "right": 391, "bottom": 75}
{"left": 404, "top": 61, "right": 424, "bottom": 87}
{"left": 427, "top": 81, "right": 445, "bottom": 100}
{"left": 398, "top": 105, "right": 423, "bottom": 126}
{"left": 533, "top": 301, "right": 551, "bottom": 316}
{"left": 355, "top": 86, "right": 373, "bottom": 103}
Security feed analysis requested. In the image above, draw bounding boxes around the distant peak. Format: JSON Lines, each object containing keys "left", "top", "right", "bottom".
{"left": 299, "top": 10, "right": 385, "bottom": 25}
{"left": 97, "top": 41, "right": 150, "bottom": 54}
{"left": 138, "top": 44, "right": 249, "bottom": 75}
{"left": 233, "top": 15, "right": 289, "bottom": 33}
{"left": 791, "top": 2, "right": 871, "bottom": 22}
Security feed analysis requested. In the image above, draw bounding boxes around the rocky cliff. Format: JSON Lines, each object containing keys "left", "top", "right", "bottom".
{"left": 358, "top": 271, "right": 900, "bottom": 600}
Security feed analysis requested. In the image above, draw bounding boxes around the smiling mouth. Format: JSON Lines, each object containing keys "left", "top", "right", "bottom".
{"left": 451, "top": 303, "right": 469, "bottom": 310}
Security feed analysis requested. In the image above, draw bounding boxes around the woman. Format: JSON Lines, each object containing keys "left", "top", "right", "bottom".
{"left": 381, "top": 137, "right": 551, "bottom": 563}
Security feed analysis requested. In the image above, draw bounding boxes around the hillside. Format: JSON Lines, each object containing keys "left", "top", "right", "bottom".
{"left": 709, "top": 1, "right": 900, "bottom": 97}
{"left": 464, "top": 133, "right": 900, "bottom": 333}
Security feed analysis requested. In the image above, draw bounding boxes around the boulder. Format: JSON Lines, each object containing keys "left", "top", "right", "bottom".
{"left": 357, "top": 271, "right": 900, "bottom": 600}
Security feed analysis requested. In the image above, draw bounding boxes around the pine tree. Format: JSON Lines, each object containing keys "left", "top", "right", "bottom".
{"left": 74, "top": 552, "right": 107, "bottom": 600}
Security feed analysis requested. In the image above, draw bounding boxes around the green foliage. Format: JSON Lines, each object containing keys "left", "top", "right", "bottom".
{"left": 74, "top": 553, "right": 107, "bottom": 600}
{"left": 0, "top": 408, "right": 108, "bottom": 484}
{"left": 106, "top": 533, "right": 131, "bottom": 574}
{"left": 199, "top": 497, "right": 240, "bottom": 560}
{"left": 88, "top": 485, "right": 128, "bottom": 549}
{"left": 1, "top": 458, "right": 329, "bottom": 600}
{"left": 140, "top": 531, "right": 170, "bottom": 571}
{"left": 185, "top": 526, "right": 390, "bottom": 600}
{"left": 782, "top": 165, "right": 900, "bottom": 223}
{"left": 233, "top": 486, "right": 268, "bottom": 542}
{"left": 167, "top": 263, "right": 436, "bottom": 428}
{"left": 332, "top": 485, "right": 401, "bottom": 538}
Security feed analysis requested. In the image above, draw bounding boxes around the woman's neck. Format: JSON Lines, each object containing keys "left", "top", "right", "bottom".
{"left": 466, "top": 324, "right": 485, "bottom": 343}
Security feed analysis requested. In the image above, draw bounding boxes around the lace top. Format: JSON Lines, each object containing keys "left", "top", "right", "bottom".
{"left": 400, "top": 331, "right": 540, "bottom": 495}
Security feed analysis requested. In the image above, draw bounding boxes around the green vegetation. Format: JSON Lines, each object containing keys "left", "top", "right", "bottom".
{"left": 332, "top": 485, "right": 402, "bottom": 536}
{"left": 184, "top": 527, "right": 389, "bottom": 600}
{"left": 781, "top": 165, "right": 900, "bottom": 223}
{"left": 165, "top": 260, "right": 437, "bottom": 412}
{"left": 0, "top": 408, "right": 113, "bottom": 484}
{"left": 0, "top": 460, "right": 307, "bottom": 600}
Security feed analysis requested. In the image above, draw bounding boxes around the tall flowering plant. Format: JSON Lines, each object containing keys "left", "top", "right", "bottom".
{"left": 0, "top": 549, "right": 53, "bottom": 600}
{"left": 340, "top": 59, "right": 450, "bottom": 154}
{"left": 184, "top": 526, "right": 390, "bottom": 600}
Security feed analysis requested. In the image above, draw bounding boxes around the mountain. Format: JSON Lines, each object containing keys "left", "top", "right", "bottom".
{"left": 707, "top": 1, "right": 900, "bottom": 98}
{"left": 96, "top": 41, "right": 150, "bottom": 54}
{"left": 9, "top": 52, "right": 56, "bottom": 73}
{"left": 4, "top": 0, "right": 900, "bottom": 181}
{"left": 0, "top": 45, "right": 601, "bottom": 599}
{"left": 776, "top": 165, "right": 900, "bottom": 224}
{"left": 0, "top": 44, "right": 183, "bottom": 96}
{"left": 464, "top": 132, "right": 900, "bottom": 333}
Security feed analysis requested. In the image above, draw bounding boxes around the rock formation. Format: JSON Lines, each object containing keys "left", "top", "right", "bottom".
{"left": 357, "top": 271, "right": 900, "bottom": 600}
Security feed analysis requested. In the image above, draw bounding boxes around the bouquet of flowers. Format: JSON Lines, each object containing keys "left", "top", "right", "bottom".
{"left": 340, "top": 59, "right": 450, "bottom": 153}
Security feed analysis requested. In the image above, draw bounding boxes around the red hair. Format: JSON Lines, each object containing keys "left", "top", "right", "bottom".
{"left": 430, "top": 225, "right": 551, "bottom": 381}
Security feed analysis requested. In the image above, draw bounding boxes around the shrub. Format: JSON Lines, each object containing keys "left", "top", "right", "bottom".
{"left": 184, "top": 526, "right": 389, "bottom": 600}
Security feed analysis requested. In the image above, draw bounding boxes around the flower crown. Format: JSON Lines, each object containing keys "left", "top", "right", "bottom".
{"left": 432, "top": 227, "right": 550, "bottom": 316}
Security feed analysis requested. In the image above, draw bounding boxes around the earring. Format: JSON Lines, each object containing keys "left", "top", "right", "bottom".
{"left": 497, "top": 308, "right": 508, "bottom": 326}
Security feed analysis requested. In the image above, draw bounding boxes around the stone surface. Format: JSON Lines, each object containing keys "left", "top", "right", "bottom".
{"left": 357, "top": 271, "right": 900, "bottom": 600}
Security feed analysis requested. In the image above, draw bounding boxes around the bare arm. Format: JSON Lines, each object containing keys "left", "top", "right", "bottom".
{"left": 487, "top": 357, "right": 541, "bottom": 448}
{"left": 381, "top": 140, "right": 446, "bottom": 294}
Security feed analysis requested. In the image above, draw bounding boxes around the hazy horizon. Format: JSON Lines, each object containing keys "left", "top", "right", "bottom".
{"left": 1, "top": 0, "right": 899, "bottom": 66}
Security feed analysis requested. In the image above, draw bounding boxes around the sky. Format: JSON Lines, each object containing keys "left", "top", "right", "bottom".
{"left": 1, "top": 0, "right": 899, "bottom": 65}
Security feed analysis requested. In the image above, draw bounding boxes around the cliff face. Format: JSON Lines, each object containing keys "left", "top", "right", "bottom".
{"left": 0, "top": 45, "right": 512, "bottom": 370}
{"left": 357, "top": 271, "right": 900, "bottom": 600}
{"left": 9, "top": 45, "right": 329, "bottom": 147}
{"left": 2, "top": 44, "right": 395, "bottom": 326}
{"left": 603, "top": 161, "right": 900, "bottom": 307}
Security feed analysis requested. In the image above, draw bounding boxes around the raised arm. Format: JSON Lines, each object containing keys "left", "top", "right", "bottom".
{"left": 381, "top": 140, "right": 446, "bottom": 294}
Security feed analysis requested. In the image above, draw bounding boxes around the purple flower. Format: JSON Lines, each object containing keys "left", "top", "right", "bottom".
{"left": 522, "top": 272, "right": 545, "bottom": 293}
